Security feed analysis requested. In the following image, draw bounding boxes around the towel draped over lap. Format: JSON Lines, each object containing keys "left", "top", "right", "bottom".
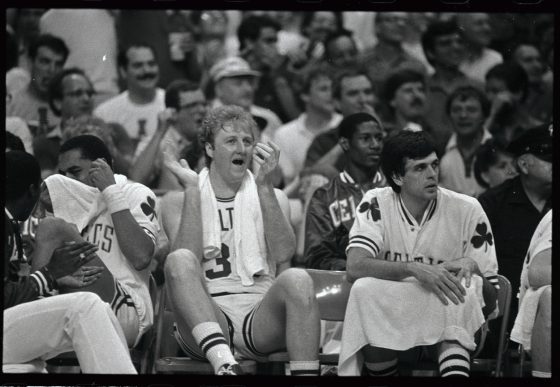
{"left": 338, "top": 275, "right": 486, "bottom": 376}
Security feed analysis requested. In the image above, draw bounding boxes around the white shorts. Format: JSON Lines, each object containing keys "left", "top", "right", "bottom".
{"left": 111, "top": 281, "right": 140, "bottom": 347}
{"left": 175, "top": 292, "right": 268, "bottom": 361}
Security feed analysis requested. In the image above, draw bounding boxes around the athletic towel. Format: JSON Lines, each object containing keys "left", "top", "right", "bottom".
{"left": 510, "top": 285, "right": 550, "bottom": 351}
{"left": 198, "top": 168, "right": 270, "bottom": 286}
{"left": 338, "top": 275, "right": 486, "bottom": 376}
{"left": 44, "top": 174, "right": 127, "bottom": 232}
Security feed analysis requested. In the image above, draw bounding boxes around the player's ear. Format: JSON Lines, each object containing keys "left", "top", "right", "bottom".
{"left": 339, "top": 137, "right": 349, "bottom": 152}
{"left": 205, "top": 142, "right": 214, "bottom": 159}
{"left": 392, "top": 173, "right": 404, "bottom": 187}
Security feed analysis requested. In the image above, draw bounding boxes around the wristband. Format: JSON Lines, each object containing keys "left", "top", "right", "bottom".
{"left": 102, "top": 184, "right": 130, "bottom": 214}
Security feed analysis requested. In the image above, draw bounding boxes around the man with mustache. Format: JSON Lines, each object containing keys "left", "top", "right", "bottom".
{"left": 94, "top": 43, "right": 165, "bottom": 157}
{"left": 6, "top": 34, "right": 69, "bottom": 132}
{"left": 379, "top": 69, "right": 432, "bottom": 144}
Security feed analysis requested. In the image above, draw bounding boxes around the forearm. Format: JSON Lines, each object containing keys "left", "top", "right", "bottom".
{"left": 172, "top": 187, "right": 202, "bottom": 259}
{"left": 346, "top": 247, "right": 413, "bottom": 282}
{"left": 129, "top": 131, "right": 166, "bottom": 184}
{"left": 258, "top": 184, "right": 296, "bottom": 264}
{"left": 3, "top": 269, "right": 57, "bottom": 309}
{"left": 111, "top": 211, "right": 155, "bottom": 270}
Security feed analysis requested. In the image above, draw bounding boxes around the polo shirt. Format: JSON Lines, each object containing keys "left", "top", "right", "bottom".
{"left": 478, "top": 176, "right": 551, "bottom": 312}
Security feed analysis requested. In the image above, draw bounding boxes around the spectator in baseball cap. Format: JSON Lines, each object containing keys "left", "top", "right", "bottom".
{"left": 506, "top": 123, "right": 553, "bottom": 162}
{"left": 208, "top": 56, "right": 283, "bottom": 145}
{"left": 478, "top": 122, "right": 552, "bottom": 337}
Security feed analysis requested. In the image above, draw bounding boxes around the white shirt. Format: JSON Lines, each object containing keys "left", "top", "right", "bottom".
{"left": 460, "top": 48, "right": 503, "bottom": 84}
{"left": 273, "top": 113, "right": 342, "bottom": 182}
{"left": 40, "top": 9, "right": 119, "bottom": 97}
{"left": 94, "top": 89, "right": 165, "bottom": 154}
{"left": 440, "top": 130, "right": 493, "bottom": 197}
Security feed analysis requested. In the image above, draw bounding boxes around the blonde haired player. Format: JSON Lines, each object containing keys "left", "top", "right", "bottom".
{"left": 160, "top": 105, "right": 321, "bottom": 375}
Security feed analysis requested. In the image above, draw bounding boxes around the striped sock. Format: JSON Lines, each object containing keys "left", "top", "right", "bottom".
{"left": 192, "top": 322, "right": 236, "bottom": 373}
{"left": 364, "top": 358, "right": 398, "bottom": 376}
{"left": 438, "top": 346, "right": 470, "bottom": 377}
{"left": 289, "top": 360, "right": 320, "bottom": 376}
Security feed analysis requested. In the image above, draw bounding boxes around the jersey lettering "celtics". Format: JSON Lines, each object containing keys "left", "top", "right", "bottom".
{"left": 347, "top": 186, "right": 499, "bottom": 289}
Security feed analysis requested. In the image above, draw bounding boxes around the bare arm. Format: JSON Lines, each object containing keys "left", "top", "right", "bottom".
{"left": 90, "top": 159, "right": 155, "bottom": 271}
{"left": 161, "top": 150, "right": 203, "bottom": 260}
{"left": 254, "top": 142, "right": 296, "bottom": 264}
{"left": 129, "top": 109, "right": 174, "bottom": 185}
{"left": 527, "top": 248, "right": 551, "bottom": 289}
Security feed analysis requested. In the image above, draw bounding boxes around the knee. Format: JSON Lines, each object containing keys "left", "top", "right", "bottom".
{"left": 277, "top": 268, "right": 315, "bottom": 302}
{"left": 164, "top": 248, "right": 200, "bottom": 282}
{"left": 351, "top": 277, "right": 378, "bottom": 296}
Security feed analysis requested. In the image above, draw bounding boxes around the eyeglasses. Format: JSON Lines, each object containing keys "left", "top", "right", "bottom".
{"left": 64, "top": 89, "right": 95, "bottom": 99}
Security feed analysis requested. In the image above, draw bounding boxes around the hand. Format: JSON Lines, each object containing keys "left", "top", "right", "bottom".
{"left": 89, "top": 158, "right": 116, "bottom": 191}
{"left": 157, "top": 108, "right": 176, "bottom": 133}
{"left": 442, "top": 257, "right": 480, "bottom": 288}
{"left": 56, "top": 265, "right": 105, "bottom": 289}
{"left": 411, "top": 262, "right": 466, "bottom": 306}
{"left": 46, "top": 241, "right": 99, "bottom": 280}
{"left": 163, "top": 148, "right": 199, "bottom": 188}
{"left": 253, "top": 141, "right": 281, "bottom": 186}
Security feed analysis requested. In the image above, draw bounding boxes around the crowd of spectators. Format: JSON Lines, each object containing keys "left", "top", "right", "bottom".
{"left": 4, "top": 9, "right": 553, "bottom": 378}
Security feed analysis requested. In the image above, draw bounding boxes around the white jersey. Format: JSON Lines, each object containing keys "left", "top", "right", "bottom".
{"left": 94, "top": 89, "right": 165, "bottom": 153}
{"left": 518, "top": 210, "right": 552, "bottom": 302}
{"left": 202, "top": 196, "right": 274, "bottom": 296}
{"left": 46, "top": 175, "right": 160, "bottom": 334}
{"left": 347, "top": 186, "right": 499, "bottom": 288}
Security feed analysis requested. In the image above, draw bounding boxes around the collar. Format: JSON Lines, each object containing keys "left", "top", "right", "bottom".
{"left": 341, "top": 170, "right": 384, "bottom": 191}
{"left": 445, "top": 129, "right": 492, "bottom": 152}
{"left": 397, "top": 192, "right": 438, "bottom": 227}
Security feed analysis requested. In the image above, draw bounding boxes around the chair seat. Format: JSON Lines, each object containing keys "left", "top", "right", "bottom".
{"left": 3, "top": 360, "right": 47, "bottom": 373}
{"left": 155, "top": 357, "right": 257, "bottom": 374}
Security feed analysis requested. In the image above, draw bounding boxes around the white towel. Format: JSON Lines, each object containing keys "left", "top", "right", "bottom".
{"left": 338, "top": 276, "right": 486, "bottom": 376}
{"left": 198, "top": 168, "right": 270, "bottom": 286}
{"left": 44, "top": 174, "right": 128, "bottom": 232}
{"left": 510, "top": 285, "right": 551, "bottom": 351}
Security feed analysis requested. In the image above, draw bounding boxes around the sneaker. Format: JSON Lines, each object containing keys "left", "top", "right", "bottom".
{"left": 217, "top": 363, "right": 244, "bottom": 375}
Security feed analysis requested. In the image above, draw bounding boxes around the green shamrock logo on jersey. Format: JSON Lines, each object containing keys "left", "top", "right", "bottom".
{"left": 358, "top": 197, "right": 381, "bottom": 221}
{"left": 471, "top": 222, "right": 493, "bottom": 252}
{"left": 141, "top": 196, "right": 157, "bottom": 221}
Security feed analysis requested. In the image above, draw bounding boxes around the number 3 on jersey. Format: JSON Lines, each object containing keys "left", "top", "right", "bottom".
{"left": 205, "top": 243, "right": 232, "bottom": 279}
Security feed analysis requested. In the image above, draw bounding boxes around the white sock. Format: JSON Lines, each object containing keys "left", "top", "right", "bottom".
{"left": 192, "top": 322, "right": 236, "bottom": 373}
{"left": 289, "top": 360, "right": 320, "bottom": 376}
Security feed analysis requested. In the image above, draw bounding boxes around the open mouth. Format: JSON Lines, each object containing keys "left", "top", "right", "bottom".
{"left": 232, "top": 158, "right": 245, "bottom": 166}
